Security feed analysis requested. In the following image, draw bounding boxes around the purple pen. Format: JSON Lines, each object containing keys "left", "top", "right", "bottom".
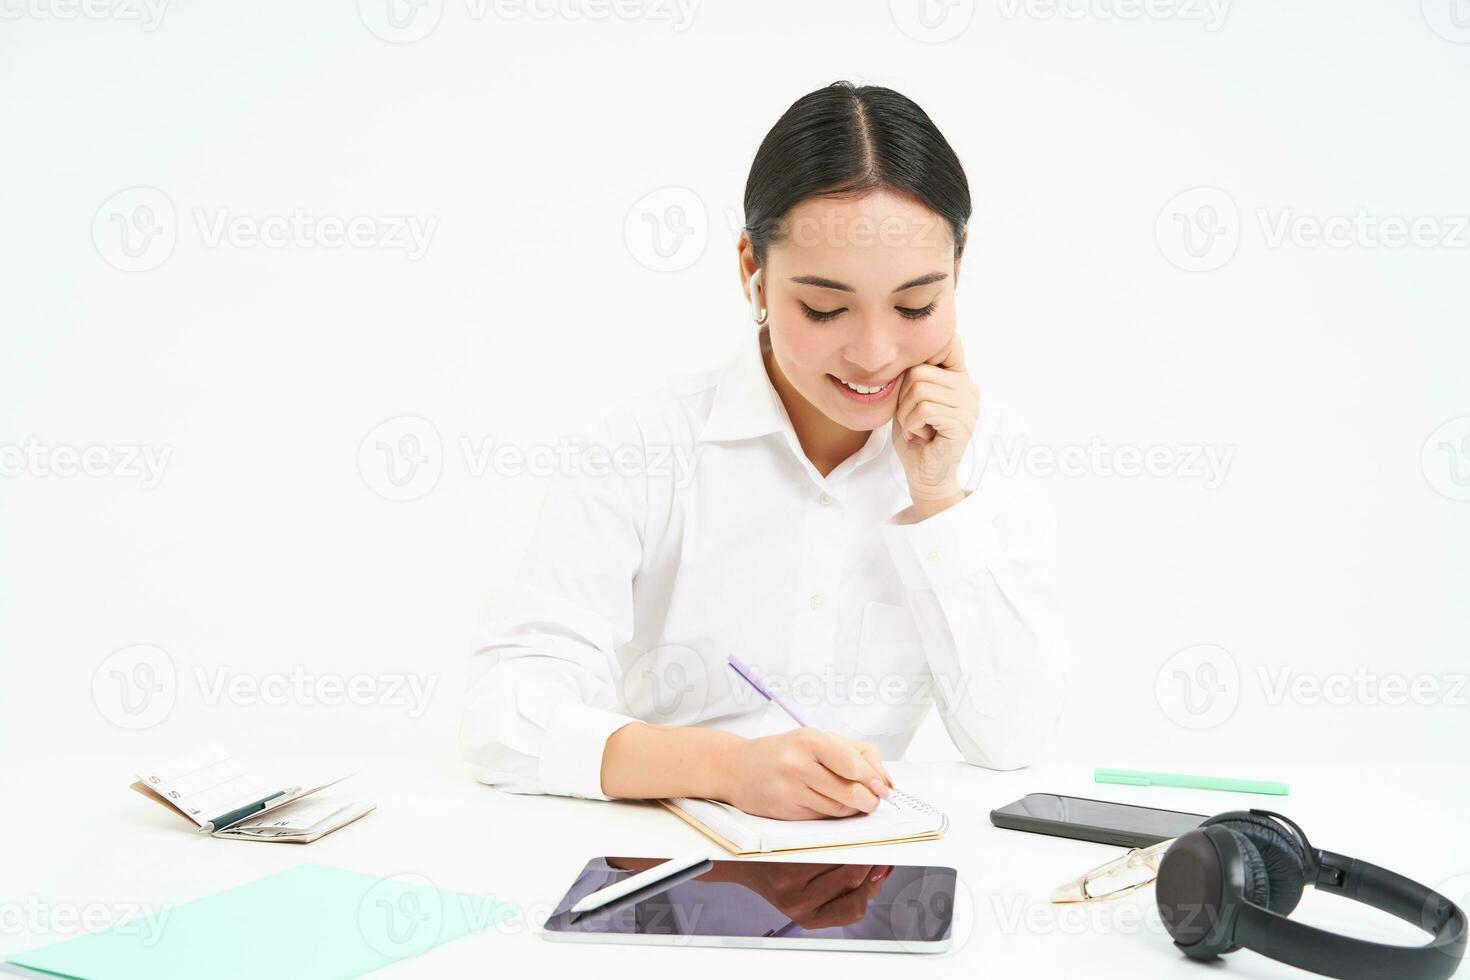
{"left": 726, "top": 654, "right": 812, "bottom": 727}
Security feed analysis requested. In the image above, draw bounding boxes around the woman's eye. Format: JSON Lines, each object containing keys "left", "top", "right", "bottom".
{"left": 799, "top": 302, "right": 844, "bottom": 322}
{"left": 896, "top": 302, "right": 937, "bottom": 320}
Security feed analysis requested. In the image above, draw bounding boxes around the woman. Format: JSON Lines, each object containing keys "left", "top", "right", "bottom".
{"left": 460, "top": 81, "right": 1064, "bottom": 821}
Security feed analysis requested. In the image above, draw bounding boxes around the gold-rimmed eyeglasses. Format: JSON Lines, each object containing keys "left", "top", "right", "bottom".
{"left": 1050, "top": 838, "right": 1175, "bottom": 904}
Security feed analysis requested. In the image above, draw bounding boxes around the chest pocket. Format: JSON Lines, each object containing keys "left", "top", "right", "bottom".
{"left": 856, "top": 600, "right": 926, "bottom": 672}
{"left": 829, "top": 600, "right": 932, "bottom": 746}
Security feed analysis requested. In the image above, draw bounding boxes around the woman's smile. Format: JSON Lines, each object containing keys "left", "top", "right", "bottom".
{"left": 827, "top": 373, "right": 898, "bottom": 404}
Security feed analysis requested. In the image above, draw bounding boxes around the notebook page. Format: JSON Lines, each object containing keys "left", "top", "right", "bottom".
{"left": 136, "top": 742, "right": 280, "bottom": 827}
{"left": 670, "top": 789, "right": 944, "bottom": 853}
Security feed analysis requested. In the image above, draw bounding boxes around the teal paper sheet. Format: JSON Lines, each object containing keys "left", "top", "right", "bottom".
{"left": 8, "top": 864, "right": 501, "bottom": 979}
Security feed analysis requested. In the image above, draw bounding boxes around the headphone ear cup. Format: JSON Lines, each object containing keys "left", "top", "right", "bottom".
{"left": 1156, "top": 829, "right": 1229, "bottom": 955}
{"left": 1227, "top": 829, "right": 1272, "bottom": 912}
{"left": 1204, "top": 813, "right": 1308, "bottom": 914}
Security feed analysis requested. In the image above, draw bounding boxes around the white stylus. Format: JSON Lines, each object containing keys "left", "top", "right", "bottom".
{"left": 569, "top": 854, "right": 713, "bottom": 915}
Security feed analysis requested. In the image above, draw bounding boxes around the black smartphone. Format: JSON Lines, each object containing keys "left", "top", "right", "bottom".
{"left": 989, "top": 793, "right": 1207, "bottom": 848}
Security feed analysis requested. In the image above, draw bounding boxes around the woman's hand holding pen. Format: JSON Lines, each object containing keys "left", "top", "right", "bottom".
{"left": 715, "top": 729, "right": 895, "bottom": 820}
{"left": 891, "top": 331, "right": 979, "bottom": 520}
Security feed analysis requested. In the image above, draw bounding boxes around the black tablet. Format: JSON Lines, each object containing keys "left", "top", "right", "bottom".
{"left": 542, "top": 856, "right": 956, "bottom": 953}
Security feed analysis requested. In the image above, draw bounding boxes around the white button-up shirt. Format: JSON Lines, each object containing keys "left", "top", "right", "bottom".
{"left": 459, "top": 324, "right": 1065, "bottom": 800}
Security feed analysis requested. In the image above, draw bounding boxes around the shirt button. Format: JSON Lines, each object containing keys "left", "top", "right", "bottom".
{"left": 927, "top": 547, "right": 943, "bottom": 562}
{"left": 809, "top": 593, "right": 825, "bottom": 610}
{"left": 818, "top": 492, "right": 833, "bottom": 506}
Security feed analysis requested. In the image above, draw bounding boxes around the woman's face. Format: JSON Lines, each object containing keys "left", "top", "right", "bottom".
{"left": 757, "top": 189, "right": 961, "bottom": 433}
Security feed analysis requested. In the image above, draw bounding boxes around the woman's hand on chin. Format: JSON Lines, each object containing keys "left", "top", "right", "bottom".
{"left": 891, "top": 330, "right": 979, "bottom": 518}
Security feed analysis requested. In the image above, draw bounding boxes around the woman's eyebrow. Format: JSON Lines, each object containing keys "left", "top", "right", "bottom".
{"left": 788, "top": 272, "right": 949, "bottom": 293}
{"left": 892, "top": 271, "right": 949, "bottom": 292}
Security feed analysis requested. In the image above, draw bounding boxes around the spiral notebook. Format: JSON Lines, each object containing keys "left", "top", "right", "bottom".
{"left": 657, "top": 789, "right": 947, "bottom": 855}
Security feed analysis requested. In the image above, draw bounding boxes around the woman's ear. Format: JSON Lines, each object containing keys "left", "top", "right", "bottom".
{"left": 737, "top": 233, "right": 760, "bottom": 303}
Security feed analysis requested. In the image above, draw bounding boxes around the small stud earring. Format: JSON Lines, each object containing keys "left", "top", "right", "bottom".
{"left": 749, "top": 268, "right": 768, "bottom": 326}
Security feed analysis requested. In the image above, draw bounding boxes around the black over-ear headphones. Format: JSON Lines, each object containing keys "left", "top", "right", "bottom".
{"left": 1156, "top": 809, "right": 1467, "bottom": 979}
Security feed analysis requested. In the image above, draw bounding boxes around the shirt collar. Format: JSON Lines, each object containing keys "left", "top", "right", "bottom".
{"left": 698, "top": 325, "right": 893, "bottom": 472}
{"left": 697, "top": 325, "right": 790, "bottom": 444}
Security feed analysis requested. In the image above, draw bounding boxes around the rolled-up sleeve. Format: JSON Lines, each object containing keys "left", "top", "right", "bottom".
{"left": 458, "top": 415, "right": 646, "bottom": 800}
{"left": 878, "top": 410, "right": 1066, "bottom": 770}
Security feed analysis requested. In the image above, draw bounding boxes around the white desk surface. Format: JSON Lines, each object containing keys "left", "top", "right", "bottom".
{"left": 4, "top": 757, "right": 1466, "bottom": 978}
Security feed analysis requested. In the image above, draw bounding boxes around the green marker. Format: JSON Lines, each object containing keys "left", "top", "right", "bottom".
{"left": 1095, "top": 768, "right": 1289, "bottom": 796}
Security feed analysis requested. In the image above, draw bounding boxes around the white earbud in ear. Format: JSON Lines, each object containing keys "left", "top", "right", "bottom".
{"left": 749, "top": 268, "right": 768, "bottom": 326}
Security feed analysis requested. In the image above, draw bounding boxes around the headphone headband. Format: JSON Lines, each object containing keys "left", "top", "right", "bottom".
{"left": 1233, "top": 850, "right": 1466, "bottom": 980}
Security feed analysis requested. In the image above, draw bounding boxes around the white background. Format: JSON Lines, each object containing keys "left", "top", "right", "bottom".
{"left": 2, "top": 0, "right": 1469, "bottom": 786}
